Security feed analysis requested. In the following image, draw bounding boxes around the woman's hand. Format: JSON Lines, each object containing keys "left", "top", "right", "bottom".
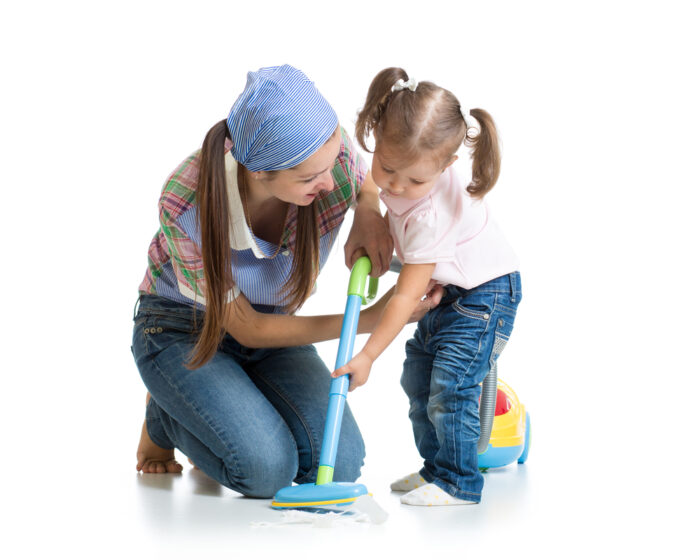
{"left": 423, "top": 280, "right": 445, "bottom": 311}
{"left": 406, "top": 280, "right": 445, "bottom": 322}
{"left": 331, "top": 350, "right": 374, "bottom": 392}
{"left": 345, "top": 205, "right": 393, "bottom": 277}
{"left": 345, "top": 176, "right": 393, "bottom": 277}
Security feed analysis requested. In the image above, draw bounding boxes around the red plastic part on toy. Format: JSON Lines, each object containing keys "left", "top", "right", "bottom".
{"left": 494, "top": 389, "right": 512, "bottom": 416}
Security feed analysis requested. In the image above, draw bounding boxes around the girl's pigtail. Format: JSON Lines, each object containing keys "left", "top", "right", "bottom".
{"left": 355, "top": 67, "right": 409, "bottom": 152}
{"left": 466, "top": 108, "right": 501, "bottom": 199}
{"left": 188, "top": 119, "right": 233, "bottom": 369}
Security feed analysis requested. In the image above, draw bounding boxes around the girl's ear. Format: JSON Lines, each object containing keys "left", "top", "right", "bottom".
{"left": 443, "top": 154, "right": 459, "bottom": 171}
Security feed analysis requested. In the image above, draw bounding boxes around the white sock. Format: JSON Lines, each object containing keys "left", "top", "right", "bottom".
{"left": 390, "top": 472, "right": 427, "bottom": 492}
{"left": 400, "top": 483, "right": 477, "bottom": 506}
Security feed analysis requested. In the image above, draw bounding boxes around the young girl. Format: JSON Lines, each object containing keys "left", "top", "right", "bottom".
{"left": 331, "top": 67, "right": 522, "bottom": 506}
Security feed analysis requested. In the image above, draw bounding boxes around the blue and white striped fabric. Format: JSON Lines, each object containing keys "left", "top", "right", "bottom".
{"left": 153, "top": 204, "right": 340, "bottom": 313}
{"left": 227, "top": 65, "right": 338, "bottom": 172}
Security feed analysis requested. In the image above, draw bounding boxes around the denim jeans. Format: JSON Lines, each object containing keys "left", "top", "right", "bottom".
{"left": 131, "top": 295, "right": 365, "bottom": 498}
{"left": 400, "top": 272, "right": 522, "bottom": 503}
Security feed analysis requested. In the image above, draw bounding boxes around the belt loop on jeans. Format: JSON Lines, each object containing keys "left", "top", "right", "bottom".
{"left": 133, "top": 295, "right": 142, "bottom": 320}
{"left": 509, "top": 273, "right": 516, "bottom": 303}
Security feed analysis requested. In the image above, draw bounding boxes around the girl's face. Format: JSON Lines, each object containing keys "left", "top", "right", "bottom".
{"left": 371, "top": 144, "right": 458, "bottom": 201}
{"left": 255, "top": 127, "right": 341, "bottom": 206}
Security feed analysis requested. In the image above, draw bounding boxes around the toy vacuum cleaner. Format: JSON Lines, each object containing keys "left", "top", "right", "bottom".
{"left": 271, "top": 257, "right": 382, "bottom": 513}
{"left": 474, "top": 300, "right": 531, "bottom": 469}
{"left": 477, "top": 379, "right": 531, "bottom": 469}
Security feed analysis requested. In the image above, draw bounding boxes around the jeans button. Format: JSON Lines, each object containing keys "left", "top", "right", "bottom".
{"left": 498, "top": 319, "right": 504, "bottom": 327}
{"left": 483, "top": 313, "right": 490, "bottom": 320}
{"left": 157, "top": 327, "right": 163, "bottom": 333}
{"left": 150, "top": 327, "right": 157, "bottom": 334}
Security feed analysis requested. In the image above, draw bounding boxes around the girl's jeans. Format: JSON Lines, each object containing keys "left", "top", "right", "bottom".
{"left": 131, "top": 295, "right": 365, "bottom": 498}
{"left": 401, "top": 272, "right": 522, "bottom": 503}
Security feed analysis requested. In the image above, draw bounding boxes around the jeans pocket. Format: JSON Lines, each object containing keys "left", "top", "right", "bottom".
{"left": 451, "top": 292, "right": 495, "bottom": 322}
{"left": 437, "top": 294, "right": 495, "bottom": 360}
{"left": 136, "top": 313, "right": 199, "bottom": 358}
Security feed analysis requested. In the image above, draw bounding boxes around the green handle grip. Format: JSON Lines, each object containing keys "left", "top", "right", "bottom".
{"left": 347, "top": 256, "right": 378, "bottom": 304}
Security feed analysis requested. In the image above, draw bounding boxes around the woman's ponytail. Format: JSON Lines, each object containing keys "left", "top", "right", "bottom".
{"left": 188, "top": 119, "right": 233, "bottom": 369}
{"left": 285, "top": 201, "right": 320, "bottom": 313}
{"left": 466, "top": 108, "right": 501, "bottom": 199}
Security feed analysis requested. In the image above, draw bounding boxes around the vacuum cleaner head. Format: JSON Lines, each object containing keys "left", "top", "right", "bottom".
{"left": 271, "top": 482, "right": 368, "bottom": 509}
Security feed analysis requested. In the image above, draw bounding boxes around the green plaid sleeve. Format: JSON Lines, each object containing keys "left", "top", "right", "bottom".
{"left": 316, "top": 127, "right": 368, "bottom": 236}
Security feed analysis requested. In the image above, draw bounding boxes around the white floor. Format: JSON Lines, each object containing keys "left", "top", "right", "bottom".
{"left": 10, "top": 415, "right": 694, "bottom": 559}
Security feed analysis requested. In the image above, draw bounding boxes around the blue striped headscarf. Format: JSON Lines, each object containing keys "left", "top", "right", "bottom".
{"left": 227, "top": 65, "right": 339, "bottom": 172}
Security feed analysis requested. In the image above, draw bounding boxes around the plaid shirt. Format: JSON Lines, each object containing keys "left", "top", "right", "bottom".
{"left": 138, "top": 127, "right": 367, "bottom": 311}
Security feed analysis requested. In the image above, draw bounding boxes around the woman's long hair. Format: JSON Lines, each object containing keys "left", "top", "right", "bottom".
{"left": 187, "top": 120, "right": 319, "bottom": 369}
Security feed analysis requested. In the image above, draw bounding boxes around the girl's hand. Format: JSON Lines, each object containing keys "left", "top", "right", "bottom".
{"left": 331, "top": 351, "right": 374, "bottom": 392}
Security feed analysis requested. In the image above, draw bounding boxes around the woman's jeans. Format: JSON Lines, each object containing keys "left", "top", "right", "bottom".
{"left": 131, "top": 295, "right": 365, "bottom": 498}
{"left": 401, "top": 272, "right": 522, "bottom": 503}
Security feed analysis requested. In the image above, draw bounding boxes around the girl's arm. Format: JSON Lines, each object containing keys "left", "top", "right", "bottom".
{"left": 331, "top": 262, "right": 436, "bottom": 391}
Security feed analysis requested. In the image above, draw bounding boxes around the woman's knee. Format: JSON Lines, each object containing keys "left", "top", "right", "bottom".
{"left": 222, "top": 444, "right": 299, "bottom": 498}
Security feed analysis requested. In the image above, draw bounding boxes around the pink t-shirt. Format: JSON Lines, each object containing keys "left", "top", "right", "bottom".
{"left": 381, "top": 165, "right": 519, "bottom": 290}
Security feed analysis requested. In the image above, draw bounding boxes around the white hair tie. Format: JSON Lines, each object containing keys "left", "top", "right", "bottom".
{"left": 391, "top": 77, "right": 418, "bottom": 92}
{"left": 461, "top": 107, "right": 480, "bottom": 139}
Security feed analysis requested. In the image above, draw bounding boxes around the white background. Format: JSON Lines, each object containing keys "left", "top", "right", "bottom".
{"left": 2, "top": 0, "right": 699, "bottom": 557}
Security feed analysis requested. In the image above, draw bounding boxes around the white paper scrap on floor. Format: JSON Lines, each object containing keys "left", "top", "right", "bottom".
{"left": 252, "top": 495, "right": 388, "bottom": 528}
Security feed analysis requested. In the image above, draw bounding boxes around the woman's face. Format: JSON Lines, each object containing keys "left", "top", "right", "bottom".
{"left": 257, "top": 127, "right": 341, "bottom": 206}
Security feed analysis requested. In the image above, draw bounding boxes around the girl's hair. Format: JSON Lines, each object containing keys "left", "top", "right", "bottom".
{"left": 355, "top": 67, "right": 501, "bottom": 198}
{"left": 187, "top": 120, "right": 320, "bottom": 369}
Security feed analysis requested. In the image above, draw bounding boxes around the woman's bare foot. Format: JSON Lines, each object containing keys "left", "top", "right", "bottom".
{"left": 136, "top": 393, "right": 183, "bottom": 474}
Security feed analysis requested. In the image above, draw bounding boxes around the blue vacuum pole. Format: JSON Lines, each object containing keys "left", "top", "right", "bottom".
{"left": 316, "top": 293, "right": 362, "bottom": 484}
{"left": 271, "top": 256, "right": 377, "bottom": 508}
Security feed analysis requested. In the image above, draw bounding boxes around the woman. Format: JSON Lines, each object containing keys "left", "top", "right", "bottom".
{"left": 132, "top": 65, "right": 441, "bottom": 498}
